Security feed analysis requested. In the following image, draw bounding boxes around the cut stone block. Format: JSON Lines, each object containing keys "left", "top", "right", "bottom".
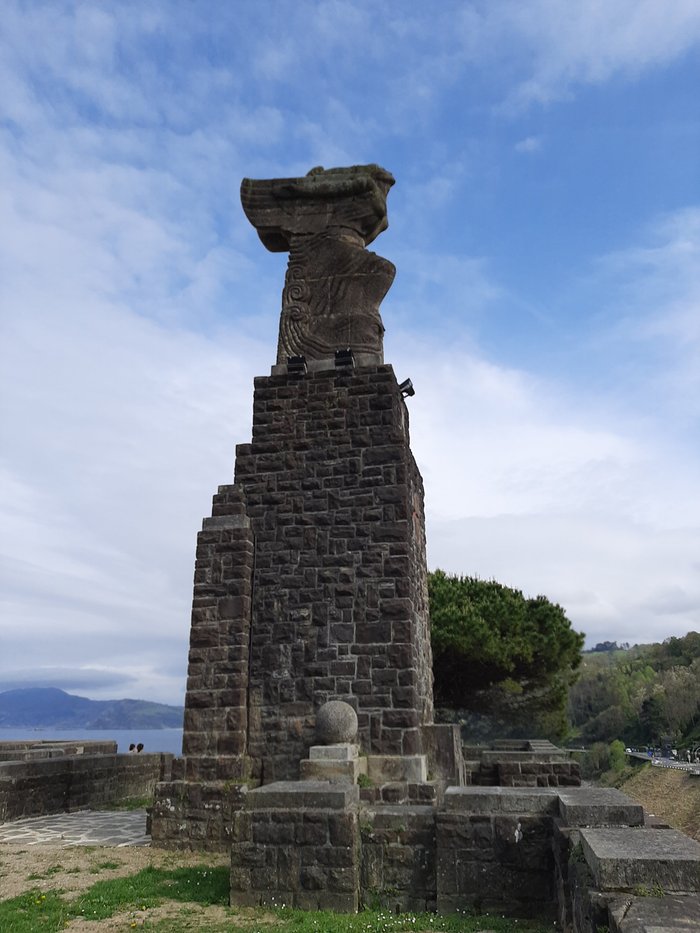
{"left": 580, "top": 827, "right": 700, "bottom": 893}
{"left": 244, "top": 780, "right": 359, "bottom": 810}
{"left": 300, "top": 758, "right": 362, "bottom": 784}
{"left": 309, "top": 744, "right": 359, "bottom": 761}
{"left": 444, "top": 785, "right": 559, "bottom": 814}
{"left": 367, "top": 755, "right": 427, "bottom": 783}
{"left": 558, "top": 787, "right": 644, "bottom": 827}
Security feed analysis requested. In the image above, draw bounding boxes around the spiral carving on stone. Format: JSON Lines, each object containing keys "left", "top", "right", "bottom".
{"left": 279, "top": 251, "right": 311, "bottom": 360}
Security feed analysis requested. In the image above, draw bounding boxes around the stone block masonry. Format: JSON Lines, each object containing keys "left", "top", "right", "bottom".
{"left": 0, "top": 752, "right": 172, "bottom": 821}
{"left": 240, "top": 365, "right": 433, "bottom": 779}
{"left": 231, "top": 783, "right": 700, "bottom": 928}
{"left": 181, "top": 482, "right": 254, "bottom": 784}
{"left": 231, "top": 782, "right": 361, "bottom": 912}
{"left": 179, "top": 364, "right": 434, "bottom": 789}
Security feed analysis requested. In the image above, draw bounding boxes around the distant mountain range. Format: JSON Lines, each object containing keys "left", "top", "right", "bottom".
{"left": 0, "top": 687, "right": 184, "bottom": 729}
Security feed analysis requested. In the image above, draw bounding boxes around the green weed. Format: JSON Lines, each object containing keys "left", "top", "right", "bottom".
{"left": 101, "top": 795, "right": 152, "bottom": 811}
{"left": 89, "top": 859, "right": 122, "bottom": 873}
{"left": 25, "top": 865, "right": 63, "bottom": 881}
{"left": 632, "top": 882, "right": 665, "bottom": 897}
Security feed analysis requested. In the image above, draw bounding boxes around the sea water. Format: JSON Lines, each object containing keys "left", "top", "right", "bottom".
{"left": 0, "top": 727, "right": 184, "bottom": 755}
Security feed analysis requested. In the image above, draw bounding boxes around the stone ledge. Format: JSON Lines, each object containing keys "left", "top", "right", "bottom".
{"left": 201, "top": 515, "right": 250, "bottom": 529}
{"left": 558, "top": 788, "right": 644, "bottom": 827}
{"left": 581, "top": 827, "right": 700, "bottom": 893}
{"left": 299, "top": 759, "right": 362, "bottom": 783}
{"left": 309, "top": 744, "right": 359, "bottom": 761}
{"left": 244, "top": 780, "right": 359, "bottom": 810}
{"left": 444, "top": 786, "right": 559, "bottom": 814}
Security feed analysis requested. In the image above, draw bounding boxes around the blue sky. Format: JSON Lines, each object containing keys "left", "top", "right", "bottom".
{"left": 1, "top": 0, "right": 699, "bottom": 705}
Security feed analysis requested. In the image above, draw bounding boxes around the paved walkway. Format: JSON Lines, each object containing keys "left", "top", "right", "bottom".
{"left": 0, "top": 810, "right": 150, "bottom": 847}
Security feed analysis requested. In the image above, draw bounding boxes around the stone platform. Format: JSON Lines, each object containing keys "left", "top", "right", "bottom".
{"left": 230, "top": 782, "right": 700, "bottom": 929}
{"left": 0, "top": 809, "right": 150, "bottom": 847}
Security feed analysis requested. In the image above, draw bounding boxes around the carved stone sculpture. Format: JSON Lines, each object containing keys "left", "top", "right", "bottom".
{"left": 240, "top": 164, "right": 395, "bottom": 367}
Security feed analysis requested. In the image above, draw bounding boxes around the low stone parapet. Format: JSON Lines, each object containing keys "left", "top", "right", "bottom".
{"left": 553, "top": 794, "right": 700, "bottom": 932}
{"left": 0, "top": 752, "right": 171, "bottom": 821}
{"left": 461, "top": 742, "right": 581, "bottom": 787}
{"left": 557, "top": 788, "right": 644, "bottom": 827}
{"left": 0, "top": 740, "right": 118, "bottom": 762}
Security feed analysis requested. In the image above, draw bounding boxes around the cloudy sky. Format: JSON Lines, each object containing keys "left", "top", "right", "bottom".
{"left": 1, "top": 0, "right": 699, "bottom": 706}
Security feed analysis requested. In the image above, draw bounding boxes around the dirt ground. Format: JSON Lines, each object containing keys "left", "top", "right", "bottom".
{"left": 619, "top": 766, "right": 700, "bottom": 841}
{"left": 0, "top": 842, "right": 228, "bottom": 901}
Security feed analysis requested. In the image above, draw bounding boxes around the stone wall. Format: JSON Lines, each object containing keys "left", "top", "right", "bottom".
{"left": 359, "top": 805, "right": 437, "bottom": 912}
{"left": 462, "top": 741, "right": 581, "bottom": 788}
{"left": 230, "top": 782, "right": 360, "bottom": 911}
{"left": 181, "top": 483, "right": 255, "bottom": 785}
{"left": 0, "top": 740, "right": 117, "bottom": 762}
{"left": 239, "top": 365, "right": 434, "bottom": 779}
{"left": 150, "top": 765, "right": 249, "bottom": 852}
{"left": 230, "top": 782, "right": 700, "bottom": 929}
{"left": 0, "top": 752, "right": 172, "bottom": 821}
{"left": 436, "top": 788, "right": 558, "bottom": 918}
{"left": 176, "top": 364, "right": 435, "bottom": 797}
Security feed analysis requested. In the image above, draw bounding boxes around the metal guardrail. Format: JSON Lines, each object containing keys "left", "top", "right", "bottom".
{"left": 626, "top": 750, "right": 700, "bottom": 775}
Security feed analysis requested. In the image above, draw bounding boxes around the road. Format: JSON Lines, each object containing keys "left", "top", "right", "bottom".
{"left": 626, "top": 750, "right": 700, "bottom": 775}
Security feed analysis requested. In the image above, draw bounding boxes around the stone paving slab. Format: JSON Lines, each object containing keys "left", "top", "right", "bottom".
{"left": 609, "top": 894, "right": 700, "bottom": 932}
{"left": 0, "top": 810, "right": 150, "bottom": 847}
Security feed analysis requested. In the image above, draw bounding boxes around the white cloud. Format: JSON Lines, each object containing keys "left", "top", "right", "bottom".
{"left": 397, "top": 339, "right": 700, "bottom": 647}
{"left": 514, "top": 135, "right": 542, "bottom": 153}
{"left": 593, "top": 206, "right": 700, "bottom": 422}
{"left": 427, "top": 513, "right": 700, "bottom": 646}
{"left": 492, "top": 0, "right": 700, "bottom": 108}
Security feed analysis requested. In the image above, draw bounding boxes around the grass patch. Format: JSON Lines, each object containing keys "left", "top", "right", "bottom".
{"left": 72, "top": 865, "right": 229, "bottom": 919}
{"left": 0, "top": 866, "right": 228, "bottom": 932}
{"left": 147, "top": 906, "right": 552, "bottom": 932}
{"left": 0, "top": 889, "right": 69, "bottom": 933}
{"left": 0, "top": 864, "right": 551, "bottom": 932}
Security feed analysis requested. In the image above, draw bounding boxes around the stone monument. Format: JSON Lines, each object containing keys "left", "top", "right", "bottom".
{"left": 152, "top": 164, "right": 441, "bottom": 848}
{"left": 240, "top": 164, "right": 395, "bottom": 368}
{"left": 151, "top": 167, "right": 700, "bottom": 933}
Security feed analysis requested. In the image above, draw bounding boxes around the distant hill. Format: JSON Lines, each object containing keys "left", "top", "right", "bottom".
{"left": 0, "top": 687, "right": 183, "bottom": 729}
{"left": 568, "top": 631, "right": 700, "bottom": 747}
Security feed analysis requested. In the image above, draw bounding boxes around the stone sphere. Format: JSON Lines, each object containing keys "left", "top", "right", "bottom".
{"left": 315, "top": 700, "right": 358, "bottom": 744}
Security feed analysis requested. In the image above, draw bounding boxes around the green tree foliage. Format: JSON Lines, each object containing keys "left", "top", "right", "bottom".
{"left": 568, "top": 632, "right": 700, "bottom": 747}
{"left": 608, "top": 739, "right": 627, "bottom": 773}
{"left": 428, "top": 570, "right": 585, "bottom": 740}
